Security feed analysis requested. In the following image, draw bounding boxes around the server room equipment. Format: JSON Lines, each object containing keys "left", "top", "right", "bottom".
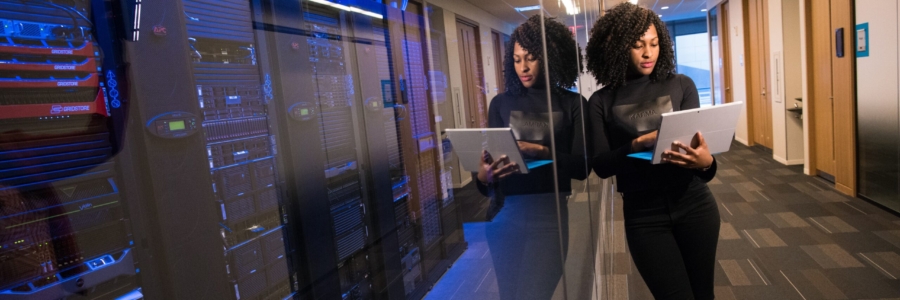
{"left": 256, "top": 0, "right": 465, "bottom": 298}
{"left": 122, "top": 0, "right": 295, "bottom": 298}
{"left": 0, "top": 0, "right": 139, "bottom": 299}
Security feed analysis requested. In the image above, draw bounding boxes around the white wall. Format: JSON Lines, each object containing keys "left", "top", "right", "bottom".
{"left": 765, "top": 0, "right": 804, "bottom": 165}
{"left": 708, "top": 0, "right": 750, "bottom": 144}
{"left": 767, "top": 0, "right": 787, "bottom": 163}
{"left": 799, "top": 0, "right": 811, "bottom": 174}
{"left": 781, "top": 0, "right": 804, "bottom": 164}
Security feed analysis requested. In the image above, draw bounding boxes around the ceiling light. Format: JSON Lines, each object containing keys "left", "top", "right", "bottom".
{"left": 629, "top": 0, "right": 638, "bottom": 4}
{"left": 701, "top": 8, "right": 708, "bottom": 12}
{"left": 559, "top": 0, "right": 580, "bottom": 15}
{"left": 515, "top": 5, "right": 541, "bottom": 12}
{"left": 658, "top": 14, "right": 662, "bottom": 17}
{"left": 661, "top": 6, "right": 669, "bottom": 9}
{"left": 308, "top": 0, "right": 383, "bottom": 19}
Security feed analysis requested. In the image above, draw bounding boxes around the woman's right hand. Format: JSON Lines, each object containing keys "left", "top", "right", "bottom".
{"left": 476, "top": 150, "right": 521, "bottom": 184}
{"left": 632, "top": 130, "right": 658, "bottom": 152}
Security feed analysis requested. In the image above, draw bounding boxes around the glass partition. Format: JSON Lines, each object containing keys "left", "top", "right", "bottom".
{"left": 0, "top": 0, "right": 620, "bottom": 299}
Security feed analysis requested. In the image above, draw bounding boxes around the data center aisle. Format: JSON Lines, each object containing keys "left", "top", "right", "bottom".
{"left": 613, "top": 142, "right": 900, "bottom": 300}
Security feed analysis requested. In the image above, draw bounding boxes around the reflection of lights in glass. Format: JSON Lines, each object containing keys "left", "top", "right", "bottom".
{"left": 661, "top": 6, "right": 669, "bottom": 9}
{"left": 629, "top": 0, "right": 638, "bottom": 4}
{"left": 558, "top": 0, "right": 580, "bottom": 15}
{"left": 308, "top": 0, "right": 383, "bottom": 19}
{"left": 514, "top": 5, "right": 541, "bottom": 12}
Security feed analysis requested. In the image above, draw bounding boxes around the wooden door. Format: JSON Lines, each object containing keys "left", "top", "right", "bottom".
{"left": 809, "top": 0, "right": 836, "bottom": 176}
{"left": 829, "top": 0, "right": 856, "bottom": 191}
{"left": 456, "top": 20, "right": 486, "bottom": 128}
{"left": 491, "top": 31, "right": 507, "bottom": 94}
{"left": 721, "top": 2, "right": 734, "bottom": 103}
{"left": 747, "top": 0, "right": 773, "bottom": 148}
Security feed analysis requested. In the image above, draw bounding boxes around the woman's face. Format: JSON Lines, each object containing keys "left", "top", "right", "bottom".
{"left": 630, "top": 24, "right": 659, "bottom": 76}
{"left": 513, "top": 42, "right": 541, "bottom": 88}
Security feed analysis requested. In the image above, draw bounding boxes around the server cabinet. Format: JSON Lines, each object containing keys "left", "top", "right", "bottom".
{"left": 256, "top": 0, "right": 464, "bottom": 299}
{"left": 0, "top": 1, "right": 140, "bottom": 299}
{"left": 121, "top": 0, "right": 296, "bottom": 299}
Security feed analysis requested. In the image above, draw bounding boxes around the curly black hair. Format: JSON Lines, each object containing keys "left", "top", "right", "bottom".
{"left": 585, "top": 3, "right": 675, "bottom": 89}
{"left": 504, "top": 15, "right": 582, "bottom": 95}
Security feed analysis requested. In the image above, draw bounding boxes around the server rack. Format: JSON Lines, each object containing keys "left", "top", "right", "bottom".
{"left": 0, "top": 1, "right": 139, "bottom": 299}
{"left": 256, "top": 0, "right": 464, "bottom": 299}
{"left": 121, "top": 0, "right": 295, "bottom": 298}
{"left": 385, "top": 5, "right": 465, "bottom": 295}
{"left": 0, "top": 0, "right": 463, "bottom": 299}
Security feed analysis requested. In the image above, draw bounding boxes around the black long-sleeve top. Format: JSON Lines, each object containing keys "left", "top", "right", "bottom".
{"left": 475, "top": 87, "right": 589, "bottom": 196}
{"left": 588, "top": 74, "right": 716, "bottom": 194}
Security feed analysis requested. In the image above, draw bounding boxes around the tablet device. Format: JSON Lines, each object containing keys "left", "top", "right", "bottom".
{"left": 627, "top": 101, "right": 744, "bottom": 164}
{"left": 445, "top": 128, "right": 553, "bottom": 174}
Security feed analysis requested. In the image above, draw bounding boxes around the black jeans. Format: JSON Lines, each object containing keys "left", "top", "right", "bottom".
{"left": 622, "top": 177, "right": 720, "bottom": 300}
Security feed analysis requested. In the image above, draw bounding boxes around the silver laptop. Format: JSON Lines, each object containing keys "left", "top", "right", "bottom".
{"left": 627, "top": 101, "right": 744, "bottom": 164}
{"left": 446, "top": 128, "right": 553, "bottom": 174}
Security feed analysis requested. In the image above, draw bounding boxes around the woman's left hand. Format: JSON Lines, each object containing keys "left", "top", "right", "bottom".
{"left": 661, "top": 132, "right": 714, "bottom": 169}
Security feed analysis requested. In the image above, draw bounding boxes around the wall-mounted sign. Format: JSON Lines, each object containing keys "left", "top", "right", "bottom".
{"left": 856, "top": 23, "right": 869, "bottom": 58}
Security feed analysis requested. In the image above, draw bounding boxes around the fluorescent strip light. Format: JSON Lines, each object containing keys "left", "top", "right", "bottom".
{"left": 514, "top": 5, "right": 541, "bottom": 12}
{"left": 629, "top": 0, "right": 638, "bottom": 4}
{"left": 701, "top": 9, "right": 708, "bottom": 12}
{"left": 661, "top": 6, "right": 669, "bottom": 9}
{"left": 308, "top": 0, "right": 383, "bottom": 19}
{"left": 559, "top": 0, "right": 579, "bottom": 15}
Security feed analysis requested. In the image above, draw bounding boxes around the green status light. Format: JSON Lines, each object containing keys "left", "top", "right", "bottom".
{"left": 300, "top": 108, "right": 309, "bottom": 116}
{"left": 169, "top": 120, "right": 186, "bottom": 131}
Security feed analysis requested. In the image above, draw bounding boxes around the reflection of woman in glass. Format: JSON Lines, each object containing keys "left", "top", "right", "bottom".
{"left": 586, "top": 3, "right": 719, "bottom": 300}
{"left": 474, "top": 15, "right": 587, "bottom": 299}
{"left": 476, "top": 14, "right": 587, "bottom": 217}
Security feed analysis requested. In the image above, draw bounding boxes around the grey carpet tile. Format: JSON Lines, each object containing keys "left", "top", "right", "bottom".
{"left": 858, "top": 252, "right": 900, "bottom": 280}
{"left": 875, "top": 230, "right": 900, "bottom": 249}
{"left": 741, "top": 228, "right": 788, "bottom": 248}
{"left": 800, "top": 244, "right": 865, "bottom": 269}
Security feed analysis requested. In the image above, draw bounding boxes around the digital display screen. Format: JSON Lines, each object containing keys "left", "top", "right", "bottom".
{"left": 300, "top": 108, "right": 309, "bottom": 116}
{"left": 169, "top": 120, "right": 186, "bottom": 131}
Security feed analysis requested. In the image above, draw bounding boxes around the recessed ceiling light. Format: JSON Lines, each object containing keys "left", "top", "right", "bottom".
{"left": 658, "top": 14, "right": 662, "bottom": 17}
{"left": 629, "top": 0, "right": 638, "bottom": 4}
{"left": 515, "top": 5, "right": 541, "bottom": 12}
{"left": 701, "top": 8, "right": 708, "bottom": 12}
{"left": 661, "top": 6, "right": 669, "bottom": 10}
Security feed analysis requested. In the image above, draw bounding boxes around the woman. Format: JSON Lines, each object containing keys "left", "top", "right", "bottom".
{"left": 585, "top": 3, "right": 720, "bottom": 300}
{"left": 474, "top": 15, "right": 588, "bottom": 299}
{"left": 476, "top": 14, "right": 588, "bottom": 217}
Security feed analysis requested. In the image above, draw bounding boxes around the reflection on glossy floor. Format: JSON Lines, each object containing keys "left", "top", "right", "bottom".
{"left": 426, "top": 141, "right": 900, "bottom": 299}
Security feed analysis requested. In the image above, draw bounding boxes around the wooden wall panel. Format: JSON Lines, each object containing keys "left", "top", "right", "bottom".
{"left": 746, "top": 0, "right": 773, "bottom": 148}
{"left": 809, "top": 0, "right": 836, "bottom": 175}
{"left": 831, "top": 0, "right": 857, "bottom": 194}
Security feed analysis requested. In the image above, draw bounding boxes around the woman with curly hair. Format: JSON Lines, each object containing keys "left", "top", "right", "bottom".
{"left": 476, "top": 14, "right": 587, "bottom": 209}
{"left": 474, "top": 14, "right": 588, "bottom": 299}
{"left": 586, "top": 3, "right": 720, "bottom": 300}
